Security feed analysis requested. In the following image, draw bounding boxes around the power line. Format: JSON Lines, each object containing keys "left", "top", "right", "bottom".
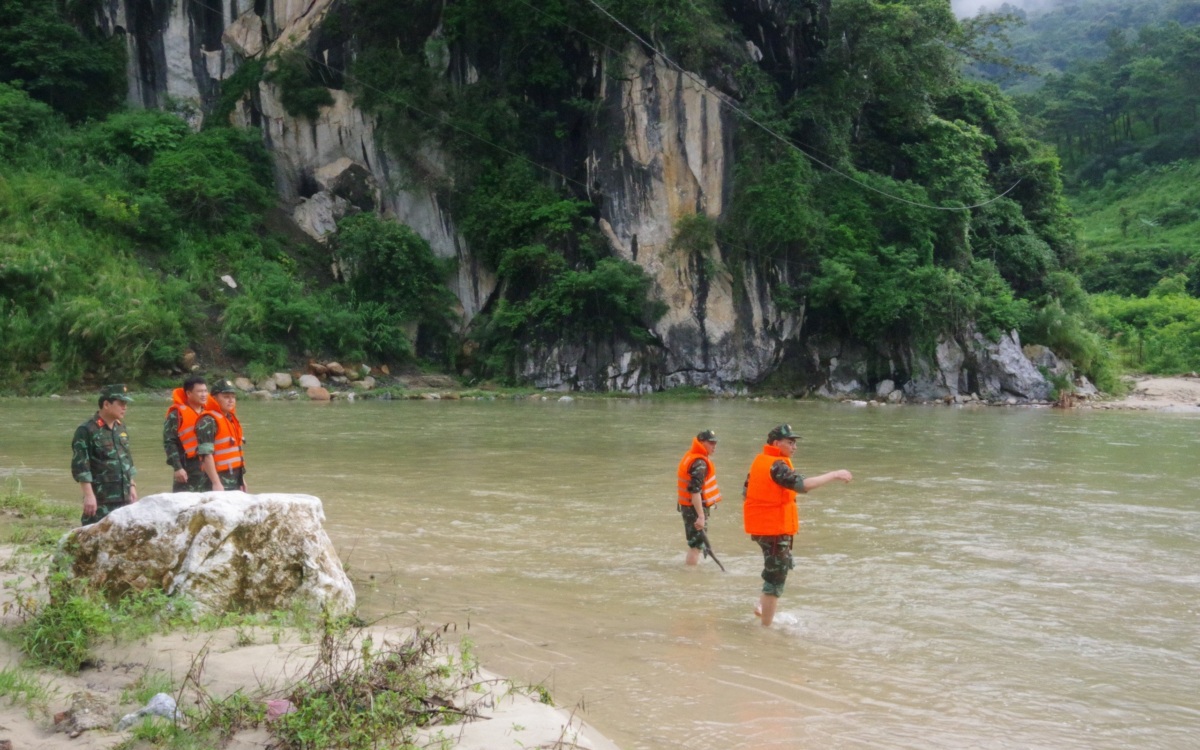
{"left": 180, "top": 0, "right": 1017, "bottom": 269}
{"left": 579, "top": 0, "right": 1025, "bottom": 211}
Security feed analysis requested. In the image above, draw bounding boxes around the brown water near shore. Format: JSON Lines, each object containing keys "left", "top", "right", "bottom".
{"left": 4, "top": 396, "right": 1200, "bottom": 749}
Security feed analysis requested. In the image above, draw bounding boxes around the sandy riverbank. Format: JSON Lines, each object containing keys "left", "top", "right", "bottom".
{"left": 0, "top": 545, "right": 618, "bottom": 750}
{"left": 1086, "top": 374, "right": 1200, "bottom": 412}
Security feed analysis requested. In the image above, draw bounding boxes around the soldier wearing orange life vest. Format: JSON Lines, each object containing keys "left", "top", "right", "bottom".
{"left": 205, "top": 378, "right": 248, "bottom": 492}
{"left": 743, "top": 423, "right": 852, "bottom": 627}
{"left": 163, "top": 375, "right": 223, "bottom": 492}
{"left": 677, "top": 429, "right": 721, "bottom": 566}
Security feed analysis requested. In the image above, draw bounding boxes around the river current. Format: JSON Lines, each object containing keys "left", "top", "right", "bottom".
{"left": 4, "top": 396, "right": 1199, "bottom": 749}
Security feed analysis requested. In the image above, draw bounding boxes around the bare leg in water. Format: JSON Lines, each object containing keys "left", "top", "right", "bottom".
{"left": 755, "top": 594, "right": 779, "bottom": 627}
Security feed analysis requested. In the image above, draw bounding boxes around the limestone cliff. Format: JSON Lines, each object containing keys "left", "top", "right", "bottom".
{"left": 91, "top": 0, "right": 1055, "bottom": 400}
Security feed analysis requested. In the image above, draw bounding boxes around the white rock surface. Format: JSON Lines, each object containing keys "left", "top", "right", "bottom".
{"left": 64, "top": 493, "right": 355, "bottom": 617}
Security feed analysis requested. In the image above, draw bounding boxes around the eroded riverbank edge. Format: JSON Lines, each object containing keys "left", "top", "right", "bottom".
{"left": 21, "top": 373, "right": 1200, "bottom": 412}
{"left": 0, "top": 541, "right": 620, "bottom": 750}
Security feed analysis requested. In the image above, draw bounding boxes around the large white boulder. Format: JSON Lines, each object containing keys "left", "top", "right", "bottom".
{"left": 63, "top": 493, "right": 355, "bottom": 617}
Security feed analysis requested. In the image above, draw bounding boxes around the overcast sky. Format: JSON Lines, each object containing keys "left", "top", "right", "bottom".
{"left": 950, "top": 0, "right": 1059, "bottom": 18}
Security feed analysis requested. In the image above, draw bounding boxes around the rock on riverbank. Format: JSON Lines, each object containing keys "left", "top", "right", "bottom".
{"left": 0, "top": 521, "right": 619, "bottom": 750}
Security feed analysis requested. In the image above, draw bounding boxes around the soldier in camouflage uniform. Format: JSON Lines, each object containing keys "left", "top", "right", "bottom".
{"left": 163, "top": 375, "right": 222, "bottom": 492}
{"left": 71, "top": 384, "right": 138, "bottom": 526}
{"left": 205, "top": 378, "right": 248, "bottom": 491}
{"left": 743, "top": 424, "right": 853, "bottom": 627}
{"left": 676, "top": 429, "right": 721, "bottom": 566}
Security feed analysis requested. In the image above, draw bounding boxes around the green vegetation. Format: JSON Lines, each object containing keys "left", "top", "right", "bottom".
{"left": 331, "top": 213, "right": 460, "bottom": 362}
{"left": 1092, "top": 281, "right": 1200, "bottom": 372}
{"left": 0, "top": 560, "right": 528, "bottom": 748}
{"left": 968, "top": 0, "right": 1200, "bottom": 92}
{"left": 0, "top": 478, "right": 79, "bottom": 547}
{"left": 273, "top": 625, "right": 470, "bottom": 749}
{"left": 15, "top": 572, "right": 110, "bottom": 672}
{"left": 6, "top": 0, "right": 1199, "bottom": 391}
{"left": 265, "top": 49, "right": 336, "bottom": 120}
{"left": 0, "top": 86, "right": 461, "bottom": 391}
{"left": 0, "top": 0, "right": 125, "bottom": 122}
{"left": 0, "top": 482, "right": 555, "bottom": 749}
{"left": 0, "top": 666, "right": 50, "bottom": 713}
{"left": 971, "top": 1, "right": 1200, "bottom": 376}
{"left": 1072, "top": 160, "right": 1200, "bottom": 297}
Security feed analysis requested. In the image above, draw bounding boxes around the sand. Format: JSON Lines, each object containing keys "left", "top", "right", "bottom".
{"left": 0, "top": 547, "right": 618, "bottom": 750}
{"left": 1088, "top": 374, "right": 1200, "bottom": 412}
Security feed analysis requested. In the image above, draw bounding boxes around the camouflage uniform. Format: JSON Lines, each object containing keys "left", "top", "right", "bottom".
{"left": 679, "top": 457, "right": 711, "bottom": 549}
{"left": 208, "top": 378, "right": 247, "bottom": 491}
{"left": 72, "top": 405, "right": 136, "bottom": 527}
{"left": 744, "top": 441, "right": 806, "bottom": 598}
{"left": 163, "top": 408, "right": 217, "bottom": 492}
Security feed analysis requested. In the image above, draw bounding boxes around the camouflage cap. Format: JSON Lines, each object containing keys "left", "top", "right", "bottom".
{"left": 767, "top": 423, "right": 800, "bottom": 442}
{"left": 100, "top": 384, "right": 133, "bottom": 402}
{"left": 696, "top": 429, "right": 718, "bottom": 443}
{"left": 210, "top": 378, "right": 238, "bottom": 395}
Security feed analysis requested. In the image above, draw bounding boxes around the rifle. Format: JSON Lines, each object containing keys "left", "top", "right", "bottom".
{"left": 696, "top": 529, "right": 726, "bottom": 572}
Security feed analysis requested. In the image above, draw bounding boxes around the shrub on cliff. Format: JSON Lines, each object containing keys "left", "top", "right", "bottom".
{"left": 0, "top": 0, "right": 125, "bottom": 121}
{"left": 0, "top": 83, "right": 56, "bottom": 158}
{"left": 331, "top": 213, "right": 461, "bottom": 363}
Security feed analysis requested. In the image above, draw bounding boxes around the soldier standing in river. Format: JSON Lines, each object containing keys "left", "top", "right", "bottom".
{"left": 204, "top": 378, "right": 248, "bottom": 492}
{"left": 676, "top": 429, "right": 722, "bottom": 566}
{"left": 163, "top": 375, "right": 222, "bottom": 492}
{"left": 743, "top": 423, "right": 853, "bottom": 627}
{"left": 71, "top": 384, "right": 138, "bottom": 526}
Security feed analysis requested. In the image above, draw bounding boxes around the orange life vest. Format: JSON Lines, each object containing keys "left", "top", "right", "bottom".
{"left": 165, "top": 388, "right": 203, "bottom": 458}
{"left": 205, "top": 405, "right": 245, "bottom": 473}
{"left": 676, "top": 437, "right": 721, "bottom": 507}
{"left": 743, "top": 445, "right": 799, "bottom": 535}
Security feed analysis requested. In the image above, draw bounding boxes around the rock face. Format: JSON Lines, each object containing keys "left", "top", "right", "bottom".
{"left": 553, "top": 45, "right": 800, "bottom": 391}
{"left": 93, "top": 0, "right": 1055, "bottom": 395}
{"left": 901, "top": 330, "right": 1052, "bottom": 402}
{"left": 63, "top": 493, "right": 355, "bottom": 617}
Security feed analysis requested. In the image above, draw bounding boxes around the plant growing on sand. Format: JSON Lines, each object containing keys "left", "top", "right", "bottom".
{"left": 272, "top": 617, "right": 477, "bottom": 749}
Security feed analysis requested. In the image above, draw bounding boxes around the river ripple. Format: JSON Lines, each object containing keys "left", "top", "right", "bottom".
{"left": 4, "top": 397, "right": 1199, "bottom": 749}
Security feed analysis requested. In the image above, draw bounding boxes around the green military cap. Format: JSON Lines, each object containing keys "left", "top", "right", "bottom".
{"left": 100, "top": 384, "right": 133, "bottom": 402}
{"left": 767, "top": 423, "right": 800, "bottom": 442}
{"left": 210, "top": 378, "right": 238, "bottom": 394}
{"left": 696, "top": 429, "right": 718, "bottom": 442}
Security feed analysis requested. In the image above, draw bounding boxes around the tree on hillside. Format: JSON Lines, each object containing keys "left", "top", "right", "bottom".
{"left": 0, "top": 0, "right": 125, "bottom": 121}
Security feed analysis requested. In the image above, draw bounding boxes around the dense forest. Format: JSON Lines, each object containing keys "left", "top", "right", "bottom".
{"left": 970, "top": 0, "right": 1200, "bottom": 373}
{"left": 1, "top": 0, "right": 1197, "bottom": 394}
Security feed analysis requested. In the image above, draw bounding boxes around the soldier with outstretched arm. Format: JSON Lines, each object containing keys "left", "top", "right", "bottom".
{"left": 743, "top": 424, "right": 853, "bottom": 627}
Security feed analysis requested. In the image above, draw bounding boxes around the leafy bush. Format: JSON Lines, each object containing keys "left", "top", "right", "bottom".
{"left": 212, "top": 58, "right": 266, "bottom": 126}
{"left": 147, "top": 127, "right": 274, "bottom": 231}
{"left": 219, "top": 260, "right": 329, "bottom": 369}
{"left": 75, "top": 108, "right": 190, "bottom": 166}
{"left": 476, "top": 257, "right": 666, "bottom": 379}
{"left": 332, "top": 214, "right": 457, "bottom": 323}
{"left": 331, "top": 213, "right": 459, "bottom": 362}
{"left": 0, "top": 187, "right": 195, "bottom": 390}
{"left": 1091, "top": 287, "right": 1200, "bottom": 373}
{"left": 264, "top": 49, "right": 334, "bottom": 120}
{"left": 456, "top": 160, "right": 592, "bottom": 272}
{"left": 0, "top": 0, "right": 126, "bottom": 121}
{"left": 0, "top": 83, "right": 56, "bottom": 157}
